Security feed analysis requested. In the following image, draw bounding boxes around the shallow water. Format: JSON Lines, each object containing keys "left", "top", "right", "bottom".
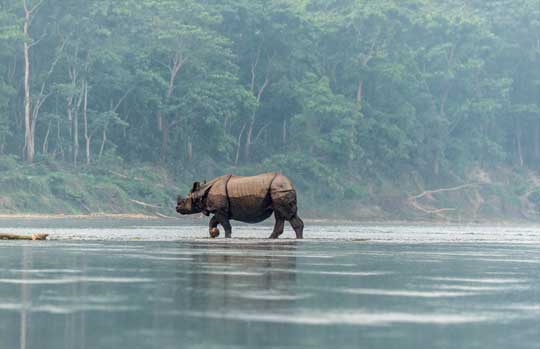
{"left": 0, "top": 219, "right": 539, "bottom": 348}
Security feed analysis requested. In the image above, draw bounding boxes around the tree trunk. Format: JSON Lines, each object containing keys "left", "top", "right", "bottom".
{"left": 73, "top": 109, "right": 79, "bottom": 166}
{"left": 157, "top": 112, "right": 163, "bottom": 131}
{"left": 235, "top": 123, "right": 246, "bottom": 165}
{"left": 56, "top": 118, "right": 64, "bottom": 160}
{"left": 158, "top": 54, "right": 185, "bottom": 162}
{"left": 83, "top": 82, "right": 91, "bottom": 165}
{"left": 244, "top": 115, "right": 255, "bottom": 160}
{"left": 515, "top": 118, "right": 524, "bottom": 167}
{"left": 356, "top": 80, "right": 363, "bottom": 104}
{"left": 22, "top": 1, "right": 33, "bottom": 162}
{"left": 99, "top": 125, "right": 107, "bottom": 160}
{"left": 42, "top": 120, "right": 51, "bottom": 154}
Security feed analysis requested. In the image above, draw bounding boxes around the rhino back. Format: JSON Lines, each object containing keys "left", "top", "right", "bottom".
{"left": 227, "top": 173, "right": 277, "bottom": 222}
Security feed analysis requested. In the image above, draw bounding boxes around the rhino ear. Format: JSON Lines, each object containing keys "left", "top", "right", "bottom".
{"left": 177, "top": 195, "right": 183, "bottom": 203}
{"left": 191, "top": 181, "right": 200, "bottom": 193}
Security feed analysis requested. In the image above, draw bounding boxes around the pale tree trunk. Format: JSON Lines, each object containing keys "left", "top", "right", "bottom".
{"left": 159, "top": 52, "right": 186, "bottom": 161}
{"left": 83, "top": 82, "right": 90, "bottom": 165}
{"left": 352, "top": 33, "right": 378, "bottom": 104}
{"left": 42, "top": 120, "right": 50, "bottom": 154}
{"left": 515, "top": 116, "right": 524, "bottom": 167}
{"left": 73, "top": 106, "right": 79, "bottom": 166}
{"left": 56, "top": 118, "right": 64, "bottom": 160}
{"left": 234, "top": 123, "right": 246, "bottom": 165}
{"left": 22, "top": 0, "right": 49, "bottom": 162}
{"left": 22, "top": 0, "right": 62, "bottom": 162}
{"left": 244, "top": 47, "right": 271, "bottom": 161}
{"left": 66, "top": 67, "right": 84, "bottom": 167}
{"left": 66, "top": 67, "right": 77, "bottom": 163}
{"left": 356, "top": 80, "right": 363, "bottom": 104}
{"left": 22, "top": 0, "right": 33, "bottom": 162}
{"left": 99, "top": 125, "right": 107, "bottom": 160}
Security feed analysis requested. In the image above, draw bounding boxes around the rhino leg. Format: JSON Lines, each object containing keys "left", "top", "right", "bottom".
{"left": 221, "top": 219, "right": 232, "bottom": 238}
{"left": 269, "top": 216, "right": 285, "bottom": 239}
{"left": 212, "top": 212, "right": 232, "bottom": 238}
{"left": 289, "top": 215, "right": 304, "bottom": 239}
{"left": 209, "top": 216, "right": 219, "bottom": 236}
{"left": 220, "top": 218, "right": 232, "bottom": 238}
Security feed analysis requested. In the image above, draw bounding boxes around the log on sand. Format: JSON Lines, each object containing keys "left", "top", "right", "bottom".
{"left": 0, "top": 233, "right": 49, "bottom": 240}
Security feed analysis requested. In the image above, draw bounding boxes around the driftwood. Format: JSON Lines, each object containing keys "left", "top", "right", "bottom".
{"left": 409, "top": 183, "right": 476, "bottom": 201}
{"left": 408, "top": 183, "right": 478, "bottom": 217}
{"left": 0, "top": 233, "right": 49, "bottom": 240}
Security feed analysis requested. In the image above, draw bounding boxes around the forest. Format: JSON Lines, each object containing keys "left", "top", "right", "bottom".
{"left": 0, "top": 0, "right": 539, "bottom": 220}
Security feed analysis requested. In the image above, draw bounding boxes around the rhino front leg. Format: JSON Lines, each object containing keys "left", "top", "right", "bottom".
{"left": 269, "top": 217, "right": 284, "bottom": 239}
{"left": 209, "top": 216, "right": 219, "bottom": 237}
{"left": 217, "top": 215, "right": 232, "bottom": 238}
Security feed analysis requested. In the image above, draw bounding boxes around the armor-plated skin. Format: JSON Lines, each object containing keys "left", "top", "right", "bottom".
{"left": 176, "top": 173, "right": 304, "bottom": 239}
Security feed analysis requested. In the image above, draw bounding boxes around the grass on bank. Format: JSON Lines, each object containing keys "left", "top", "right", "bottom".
{"left": 1, "top": 155, "right": 540, "bottom": 222}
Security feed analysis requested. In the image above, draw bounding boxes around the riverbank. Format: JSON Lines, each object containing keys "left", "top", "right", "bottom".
{"left": 1, "top": 156, "right": 540, "bottom": 223}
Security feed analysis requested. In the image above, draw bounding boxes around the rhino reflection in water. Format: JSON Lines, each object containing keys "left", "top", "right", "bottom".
{"left": 176, "top": 173, "right": 304, "bottom": 239}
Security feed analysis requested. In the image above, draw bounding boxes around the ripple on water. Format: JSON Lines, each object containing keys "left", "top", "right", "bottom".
{"left": 338, "top": 288, "right": 478, "bottom": 298}
{"left": 424, "top": 277, "right": 527, "bottom": 284}
{"left": 182, "top": 310, "right": 493, "bottom": 325}
{"left": 0, "top": 277, "right": 153, "bottom": 284}
{"left": 0, "top": 303, "right": 140, "bottom": 314}
{"left": 232, "top": 290, "right": 312, "bottom": 301}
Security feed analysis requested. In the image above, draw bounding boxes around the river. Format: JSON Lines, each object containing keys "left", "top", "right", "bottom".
{"left": 0, "top": 218, "right": 539, "bottom": 348}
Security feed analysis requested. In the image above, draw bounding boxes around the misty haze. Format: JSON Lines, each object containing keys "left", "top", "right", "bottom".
{"left": 0, "top": 1, "right": 539, "bottom": 348}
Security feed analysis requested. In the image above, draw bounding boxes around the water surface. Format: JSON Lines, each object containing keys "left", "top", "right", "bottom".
{"left": 0, "top": 219, "right": 539, "bottom": 348}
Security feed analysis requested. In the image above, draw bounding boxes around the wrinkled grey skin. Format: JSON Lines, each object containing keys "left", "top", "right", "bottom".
{"left": 176, "top": 173, "right": 304, "bottom": 239}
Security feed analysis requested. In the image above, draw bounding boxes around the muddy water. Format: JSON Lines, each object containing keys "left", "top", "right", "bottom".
{"left": 0, "top": 219, "right": 539, "bottom": 348}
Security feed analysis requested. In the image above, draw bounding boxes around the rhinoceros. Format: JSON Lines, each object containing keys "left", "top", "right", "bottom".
{"left": 176, "top": 173, "right": 304, "bottom": 239}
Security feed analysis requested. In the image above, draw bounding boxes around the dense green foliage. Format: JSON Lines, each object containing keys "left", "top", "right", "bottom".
{"left": 0, "top": 0, "right": 539, "bottom": 218}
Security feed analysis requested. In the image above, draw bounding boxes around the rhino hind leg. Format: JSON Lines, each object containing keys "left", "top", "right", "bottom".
{"left": 270, "top": 182, "right": 303, "bottom": 238}
{"left": 269, "top": 215, "right": 285, "bottom": 239}
{"left": 289, "top": 215, "right": 304, "bottom": 239}
{"left": 270, "top": 190, "right": 298, "bottom": 219}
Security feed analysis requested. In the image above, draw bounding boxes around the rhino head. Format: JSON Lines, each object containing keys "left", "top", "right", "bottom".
{"left": 176, "top": 182, "right": 204, "bottom": 215}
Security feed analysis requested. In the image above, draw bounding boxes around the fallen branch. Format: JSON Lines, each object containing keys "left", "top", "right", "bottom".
{"left": 0, "top": 233, "right": 49, "bottom": 240}
{"left": 410, "top": 183, "right": 477, "bottom": 200}
{"left": 128, "top": 199, "right": 161, "bottom": 209}
{"left": 408, "top": 183, "right": 477, "bottom": 217}
{"left": 408, "top": 199, "right": 456, "bottom": 215}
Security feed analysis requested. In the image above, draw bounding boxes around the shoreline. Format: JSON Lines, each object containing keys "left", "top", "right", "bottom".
{"left": 0, "top": 212, "right": 538, "bottom": 226}
{"left": 0, "top": 213, "right": 164, "bottom": 220}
